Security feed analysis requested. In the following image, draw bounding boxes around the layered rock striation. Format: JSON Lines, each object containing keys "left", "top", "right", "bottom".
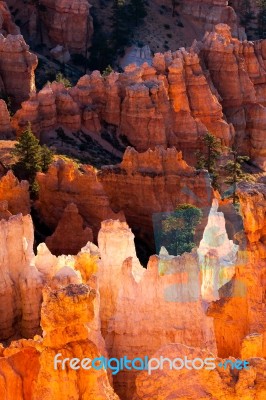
{"left": 99, "top": 146, "right": 213, "bottom": 245}
{"left": 0, "top": 34, "right": 37, "bottom": 104}
{"left": 12, "top": 24, "right": 266, "bottom": 169}
{"left": 40, "top": 0, "right": 93, "bottom": 53}
{"left": 35, "top": 159, "right": 124, "bottom": 237}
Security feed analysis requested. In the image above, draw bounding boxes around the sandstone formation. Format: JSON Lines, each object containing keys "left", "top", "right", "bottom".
{"left": 0, "top": 170, "right": 30, "bottom": 215}
{"left": 0, "top": 99, "right": 12, "bottom": 138}
{"left": 0, "top": 1, "right": 19, "bottom": 36}
{"left": 195, "top": 23, "right": 266, "bottom": 169}
{"left": 0, "top": 213, "right": 41, "bottom": 339}
{"left": 134, "top": 343, "right": 266, "bottom": 399}
{"left": 198, "top": 199, "right": 238, "bottom": 301}
{"left": 11, "top": 23, "right": 266, "bottom": 169}
{"left": 206, "top": 182, "right": 266, "bottom": 359}
{"left": 99, "top": 146, "right": 213, "bottom": 246}
{"left": 180, "top": 0, "right": 244, "bottom": 39}
{"left": 45, "top": 202, "right": 94, "bottom": 255}
{"left": 35, "top": 159, "right": 124, "bottom": 235}
{"left": 97, "top": 219, "right": 216, "bottom": 398}
{"left": 40, "top": 0, "right": 93, "bottom": 53}
{"left": 12, "top": 44, "right": 234, "bottom": 166}
{"left": 0, "top": 284, "right": 119, "bottom": 400}
{"left": 0, "top": 34, "right": 37, "bottom": 104}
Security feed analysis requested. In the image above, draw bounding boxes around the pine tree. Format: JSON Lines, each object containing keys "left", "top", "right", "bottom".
{"left": 11, "top": 123, "right": 53, "bottom": 196}
{"left": 224, "top": 149, "right": 250, "bottom": 204}
{"left": 195, "top": 132, "right": 222, "bottom": 189}
{"left": 161, "top": 204, "right": 202, "bottom": 256}
{"left": 41, "top": 144, "right": 54, "bottom": 172}
{"left": 129, "top": 0, "right": 147, "bottom": 26}
{"left": 111, "top": 0, "right": 131, "bottom": 51}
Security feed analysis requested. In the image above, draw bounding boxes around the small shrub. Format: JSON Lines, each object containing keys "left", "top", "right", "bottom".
{"left": 55, "top": 72, "right": 72, "bottom": 88}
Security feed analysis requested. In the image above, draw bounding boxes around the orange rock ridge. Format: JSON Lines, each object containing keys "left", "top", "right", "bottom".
{"left": 11, "top": 24, "right": 266, "bottom": 169}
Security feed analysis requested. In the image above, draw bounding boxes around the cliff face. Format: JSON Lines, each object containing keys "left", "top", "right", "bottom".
{"left": 45, "top": 202, "right": 93, "bottom": 255}
{"left": 35, "top": 159, "right": 124, "bottom": 237}
{"left": 99, "top": 147, "right": 213, "bottom": 245}
{"left": 206, "top": 182, "right": 266, "bottom": 360}
{"left": 180, "top": 0, "right": 242, "bottom": 38}
{"left": 12, "top": 24, "right": 266, "bottom": 169}
{"left": 196, "top": 24, "right": 266, "bottom": 169}
{"left": 134, "top": 343, "right": 266, "bottom": 400}
{"left": 0, "top": 284, "right": 119, "bottom": 400}
{"left": 0, "top": 213, "right": 41, "bottom": 340}
{"left": 0, "top": 34, "right": 37, "bottom": 104}
{"left": 97, "top": 219, "right": 216, "bottom": 399}
{"left": 0, "top": 1, "right": 19, "bottom": 35}
{"left": 0, "top": 171, "right": 30, "bottom": 215}
{"left": 39, "top": 0, "right": 93, "bottom": 53}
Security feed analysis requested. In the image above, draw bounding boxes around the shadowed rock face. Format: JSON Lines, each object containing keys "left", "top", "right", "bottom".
{"left": 39, "top": 0, "right": 93, "bottom": 53}
{"left": 0, "top": 34, "right": 37, "bottom": 105}
{"left": 45, "top": 203, "right": 93, "bottom": 256}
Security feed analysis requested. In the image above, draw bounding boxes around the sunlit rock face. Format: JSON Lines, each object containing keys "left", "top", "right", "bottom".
{"left": 0, "top": 171, "right": 30, "bottom": 215}
{"left": 196, "top": 24, "right": 266, "bottom": 169}
{"left": 198, "top": 199, "right": 238, "bottom": 301}
{"left": 11, "top": 23, "right": 266, "bottom": 168}
{"left": 99, "top": 147, "right": 213, "bottom": 247}
{"left": 207, "top": 183, "right": 266, "bottom": 359}
{"left": 97, "top": 219, "right": 216, "bottom": 399}
{"left": 0, "top": 284, "right": 119, "bottom": 400}
{"left": 134, "top": 343, "right": 266, "bottom": 400}
{"left": 0, "top": 213, "right": 42, "bottom": 339}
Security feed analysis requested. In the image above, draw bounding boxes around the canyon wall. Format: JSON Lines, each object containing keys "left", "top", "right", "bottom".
{"left": 35, "top": 159, "right": 124, "bottom": 229}
{"left": 97, "top": 219, "right": 216, "bottom": 399}
{"left": 206, "top": 182, "right": 266, "bottom": 359}
{"left": 0, "top": 33, "right": 37, "bottom": 105}
{"left": 180, "top": 0, "right": 243, "bottom": 38}
{"left": 99, "top": 146, "right": 213, "bottom": 245}
{"left": 0, "top": 1, "right": 19, "bottom": 35}
{"left": 134, "top": 343, "right": 266, "bottom": 399}
{"left": 0, "top": 170, "right": 30, "bottom": 215}
{"left": 39, "top": 0, "right": 94, "bottom": 53}
{"left": 11, "top": 24, "right": 266, "bottom": 169}
{"left": 0, "top": 283, "right": 119, "bottom": 400}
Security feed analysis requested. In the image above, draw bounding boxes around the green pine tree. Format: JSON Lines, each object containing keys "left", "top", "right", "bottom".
{"left": 41, "top": 144, "right": 54, "bottom": 172}
{"left": 11, "top": 123, "right": 53, "bottom": 196}
{"left": 195, "top": 132, "right": 222, "bottom": 190}
{"left": 161, "top": 204, "right": 202, "bottom": 256}
{"left": 224, "top": 149, "right": 250, "bottom": 204}
{"left": 111, "top": 0, "right": 131, "bottom": 52}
